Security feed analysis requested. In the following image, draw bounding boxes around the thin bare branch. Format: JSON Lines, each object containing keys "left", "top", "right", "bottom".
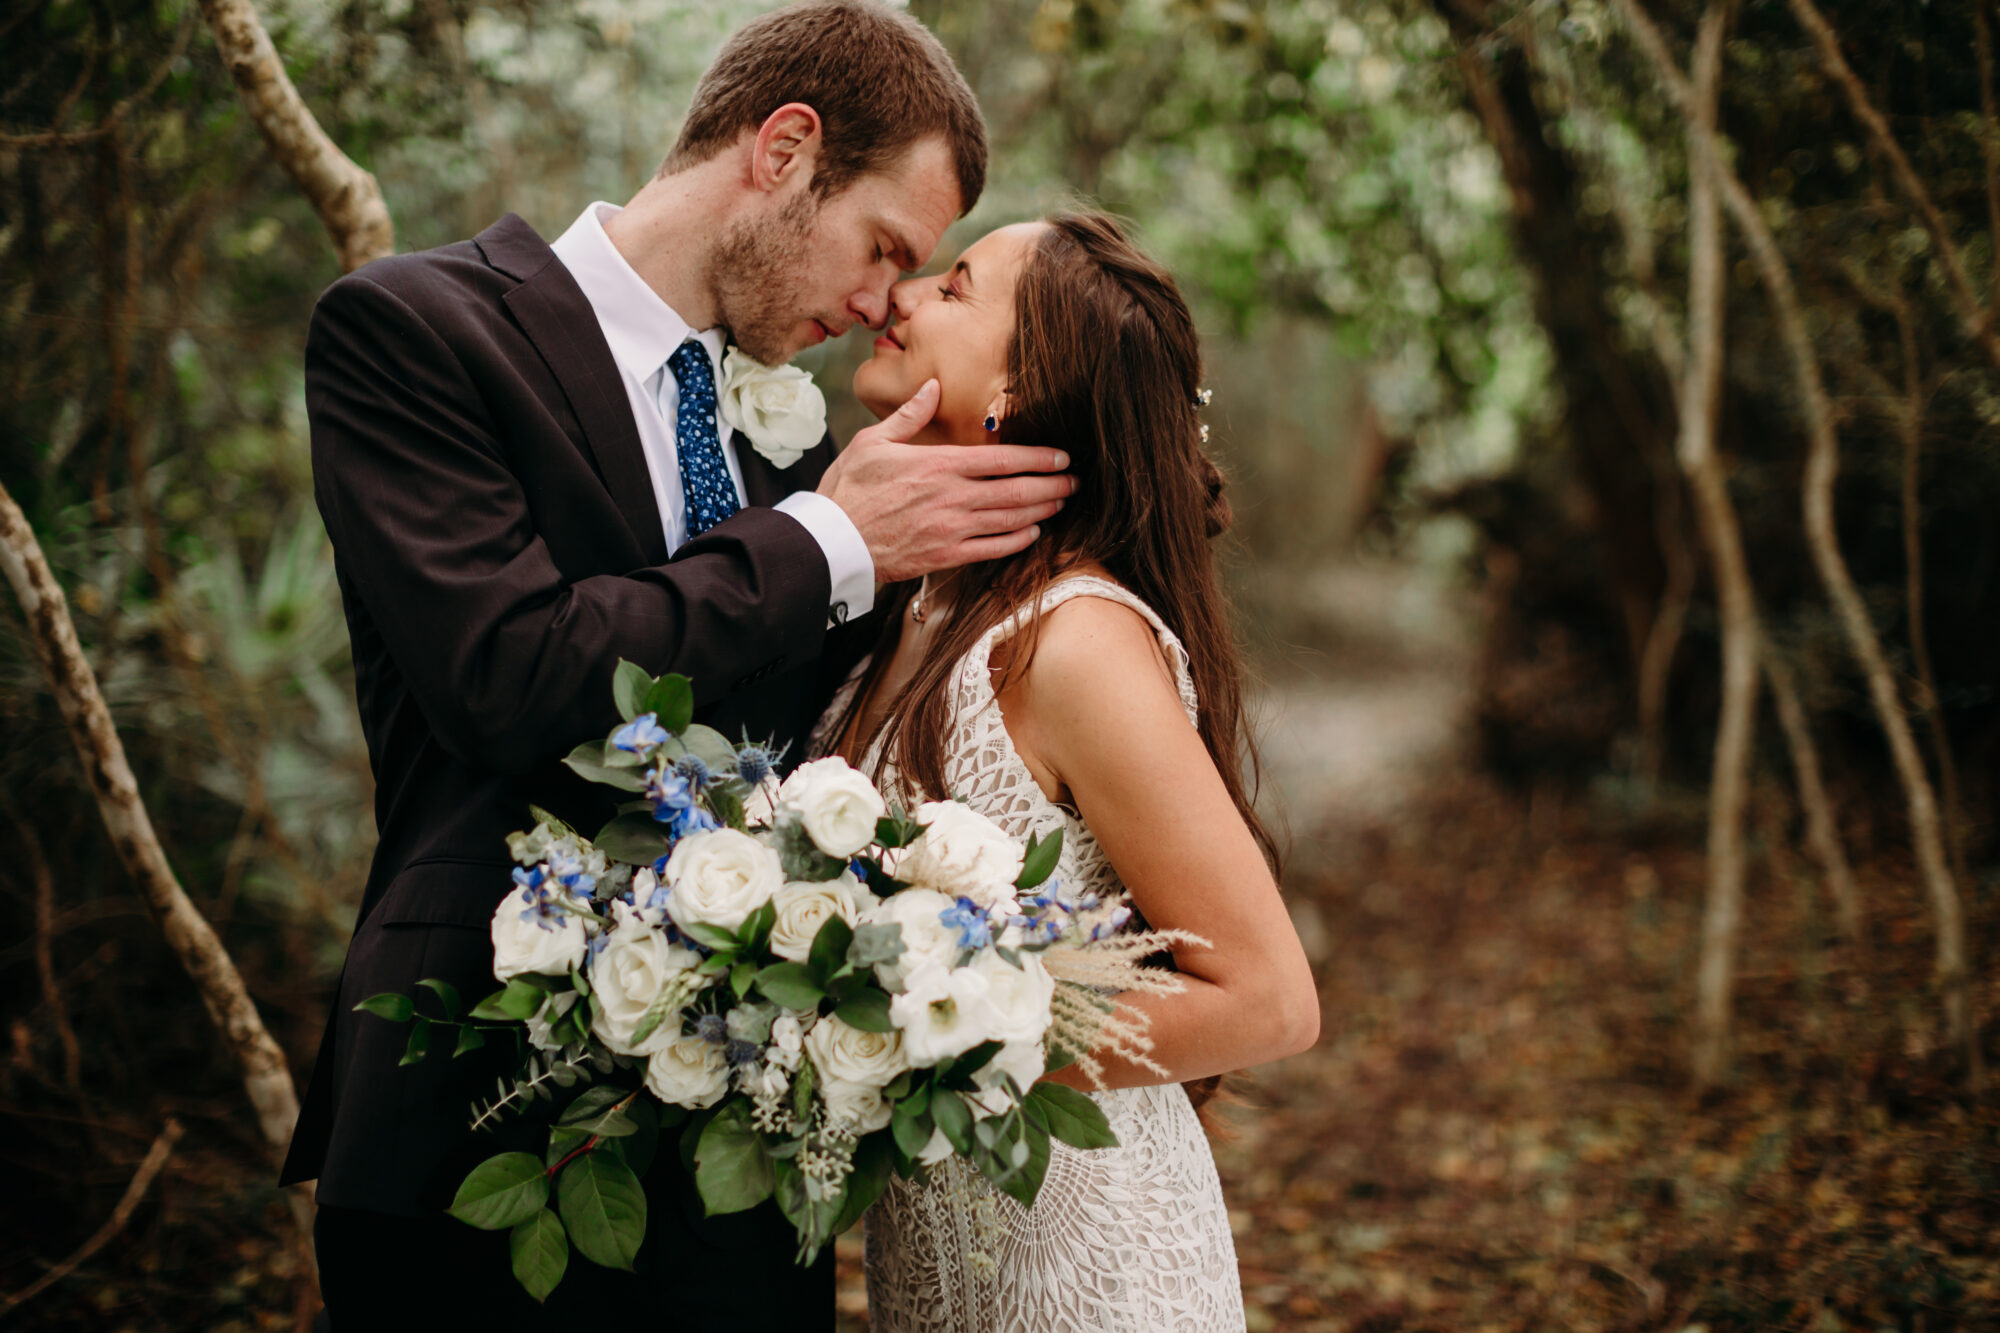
{"left": 0, "top": 1118, "right": 181, "bottom": 1314}
{"left": 1786, "top": 0, "right": 2000, "bottom": 370}
{"left": 1762, "top": 651, "right": 1864, "bottom": 946}
{"left": 4, "top": 797, "right": 83, "bottom": 1091}
{"left": 1613, "top": 0, "right": 1978, "bottom": 1078}
{"left": 194, "top": 0, "right": 394, "bottom": 271}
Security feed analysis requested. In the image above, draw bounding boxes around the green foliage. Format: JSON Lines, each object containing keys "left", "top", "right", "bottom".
{"left": 448, "top": 1153, "right": 550, "bottom": 1231}
{"left": 554, "top": 1151, "right": 647, "bottom": 1272}
{"left": 508, "top": 1209, "right": 569, "bottom": 1304}
{"left": 694, "top": 1103, "right": 776, "bottom": 1215}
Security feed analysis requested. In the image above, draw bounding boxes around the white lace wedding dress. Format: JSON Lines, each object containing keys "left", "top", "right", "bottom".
{"left": 814, "top": 575, "right": 1246, "bottom": 1333}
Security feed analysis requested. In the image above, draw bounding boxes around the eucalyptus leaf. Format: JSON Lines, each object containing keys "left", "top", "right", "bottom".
{"left": 679, "top": 724, "right": 738, "bottom": 772}
{"left": 562, "top": 739, "right": 647, "bottom": 792}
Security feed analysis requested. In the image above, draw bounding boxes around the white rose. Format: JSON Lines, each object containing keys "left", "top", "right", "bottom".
{"left": 591, "top": 901, "right": 704, "bottom": 1055}
{"left": 973, "top": 952, "right": 1055, "bottom": 1046}
{"left": 644, "top": 1034, "right": 730, "bottom": 1109}
{"left": 805, "top": 1013, "right": 909, "bottom": 1089}
{"left": 890, "top": 960, "right": 997, "bottom": 1067}
{"left": 862, "top": 888, "right": 963, "bottom": 991}
{"left": 967, "top": 1040, "right": 1046, "bottom": 1117}
{"left": 768, "top": 876, "right": 864, "bottom": 963}
{"left": 717, "top": 348, "right": 827, "bottom": 469}
{"left": 664, "top": 828, "right": 783, "bottom": 934}
{"left": 490, "top": 883, "right": 589, "bottom": 981}
{"left": 896, "top": 801, "right": 1025, "bottom": 910}
{"left": 820, "top": 1075, "right": 893, "bottom": 1132}
{"left": 775, "top": 756, "right": 887, "bottom": 858}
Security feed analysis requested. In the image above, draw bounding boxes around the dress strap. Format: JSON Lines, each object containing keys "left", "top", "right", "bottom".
{"left": 960, "top": 575, "right": 1199, "bottom": 726}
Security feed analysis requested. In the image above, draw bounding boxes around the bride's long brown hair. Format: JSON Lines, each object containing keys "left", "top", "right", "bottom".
{"left": 834, "top": 211, "right": 1278, "bottom": 1109}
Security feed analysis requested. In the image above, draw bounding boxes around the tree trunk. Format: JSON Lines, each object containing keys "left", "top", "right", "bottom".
{"left": 1615, "top": 0, "right": 1980, "bottom": 1082}
{"left": 1679, "top": 3, "right": 1758, "bottom": 1089}
{"left": 195, "top": 0, "right": 394, "bottom": 272}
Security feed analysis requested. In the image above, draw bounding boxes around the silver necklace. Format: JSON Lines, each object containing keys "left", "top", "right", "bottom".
{"left": 909, "top": 574, "right": 934, "bottom": 624}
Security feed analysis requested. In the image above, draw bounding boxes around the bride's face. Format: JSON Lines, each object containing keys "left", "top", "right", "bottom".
{"left": 852, "top": 222, "right": 1046, "bottom": 439}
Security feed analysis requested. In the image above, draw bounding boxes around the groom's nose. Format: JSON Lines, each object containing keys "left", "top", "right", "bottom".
{"left": 849, "top": 281, "right": 894, "bottom": 332}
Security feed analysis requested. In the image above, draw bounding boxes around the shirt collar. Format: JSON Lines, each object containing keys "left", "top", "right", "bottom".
{"left": 549, "top": 201, "right": 725, "bottom": 380}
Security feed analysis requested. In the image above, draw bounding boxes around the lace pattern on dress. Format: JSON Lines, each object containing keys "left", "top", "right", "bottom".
{"left": 819, "top": 576, "right": 1246, "bottom": 1333}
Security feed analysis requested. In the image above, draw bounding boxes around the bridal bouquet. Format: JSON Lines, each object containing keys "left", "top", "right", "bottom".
{"left": 357, "top": 661, "right": 1188, "bottom": 1301}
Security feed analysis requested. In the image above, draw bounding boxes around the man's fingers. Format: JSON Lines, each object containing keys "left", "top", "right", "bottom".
{"left": 966, "top": 500, "right": 1066, "bottom": 534}
{"left": 877, "top": 379, "right": 942, "bottom": 443}
{"left": 944, "top": 444, "right": 1072, "bottom": 478}
{"left": 952, "top": 527, "right": 1042, "bottom": 566}
{"left": 963, "top": 472, "right": 1076, "bottom": 511}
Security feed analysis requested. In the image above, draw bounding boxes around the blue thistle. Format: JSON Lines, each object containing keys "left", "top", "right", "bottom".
{"left": 675, "top": 753, "right": 712, "bottom": 791}
{"left": 694, "top": 1013, "right": 728, "bottom": 1045}
{"left": 724, "top": 1038, "right": 762, "bottom": 1067}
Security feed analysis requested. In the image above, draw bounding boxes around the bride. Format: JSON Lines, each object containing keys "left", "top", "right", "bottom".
{"left": 817, "top": 211, "right": 1321, "bottom": 1331}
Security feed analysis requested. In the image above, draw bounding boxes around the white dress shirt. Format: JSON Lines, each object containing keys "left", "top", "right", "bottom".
{"left": 549, "top": 202, "right": 874, "bottom": 621}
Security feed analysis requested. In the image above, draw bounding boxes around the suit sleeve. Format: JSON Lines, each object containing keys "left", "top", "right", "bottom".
{"left": 307, "top": 271, "right": 831, "bottom": 775}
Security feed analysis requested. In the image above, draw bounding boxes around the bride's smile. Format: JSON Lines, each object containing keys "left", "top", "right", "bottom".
{"left": 853, "top": 221, "right": 1045, "bottom": 442}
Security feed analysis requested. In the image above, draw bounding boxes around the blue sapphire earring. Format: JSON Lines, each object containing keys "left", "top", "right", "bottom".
{"left": 983, "top": 414, "right": 998, "bottom": 432}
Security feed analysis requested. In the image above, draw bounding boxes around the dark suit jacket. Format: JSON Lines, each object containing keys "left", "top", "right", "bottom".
{"left": 282, "top": 215, "right": 868, "bottom": 1236}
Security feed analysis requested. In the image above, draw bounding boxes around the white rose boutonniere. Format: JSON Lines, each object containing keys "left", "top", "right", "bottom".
{"left": 718, "top": 347, "right": 827, "bottom": 469}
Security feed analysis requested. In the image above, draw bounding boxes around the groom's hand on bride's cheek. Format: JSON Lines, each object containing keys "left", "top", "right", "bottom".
{"left": 819, "top": 378, "right": 1075, "bottom": 584}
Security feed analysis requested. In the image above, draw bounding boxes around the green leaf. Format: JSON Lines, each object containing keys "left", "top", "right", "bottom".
{"left": 807, "top": 915, "right": 854, "bottom": 986}
{"left": 562, "top": 739, "right": 647, "bottom": 792}
{"left": 454, "top": 1025, "right": 487, "bottom": 1058}
{"left": 353, "top": 992, "right": 413, "bottom": 1023}
{"left": 509, "top": 1209, "right": 569, "bottom": 1303}
{"left": 556, "top": 1151, "right": 648, "bottom": 1272}
{"left": 832, "top": 986, "right": 893, "bottom": 1033}
{"left": 526, "top": 805, "right": 580, "bottom": 838}
{"left": 874, "top": 811, "right": 926, "bottom": 849}
{"left": 1028, "top": 1083, "right": 1119, "bottom": 1150}
{"left": 730, "top": 960, "right": 757, "bottom": 1000}
{"left": 592, "top": 811, "right": 672, "bottom": 865}
{"left": 400, "top": 1016, "right": 431, "bottom": 1066}
{"left": 604, "top": 1100, "right": 660, "bottom": 1177}
{"left": 737, "top": 900, "right": 778, "bottom": 953}
{"left": 556, "top": 1085, "right": 630, "bottom": 1129}
{"left": 1016, "top": 828, "right": 1063, "bottom": 891}
{"left": 990, "top": 1122, "right": 1054, "bottom": 1210}
{"left": 891, "top": 1104, "right": 934, "bottom": 1159}
{"left": 641, "top": 674, "right": 695, "bottom": 735}
{"left": 778, "top": 827, "right": 846, "bottom": 882}
{"left": 695, "top": 1104, "right": 775, "bottom": 1215}
{"left": 705, "top": 780, "right": 747, "bottom": 832}
{"left": 932, "top": 1088, "right": 973, "bottom": 1155}
{"left": 831, "top": 1132, "right": 897, "bottom": 1235}
{"left": 611, "top": 659, "right": 653, "bottom": 723}
{"left": 681, "top": 921, "right": 739, "bottom": 952}
{"left": 470, "top": 977, "right": 549, "bottom": 1022}
{"left": 754, "top": 963, "right": 825, "bottom": 1010}
{"left": 679, "top": 724, "right": 738, "bottom": 772}
{"left": 448, "top": 1152, "right": 550, "bottom": 1230}
{"left": 416, "top": 978, "right": 464, "bottom": 1019}
{"left": 940, "top": 1041, "right": 1001, "bottom": 1088}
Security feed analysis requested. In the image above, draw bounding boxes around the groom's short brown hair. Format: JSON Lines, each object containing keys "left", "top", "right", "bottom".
{"left": 659, "top": 0, "right": 986, "bottom": 212}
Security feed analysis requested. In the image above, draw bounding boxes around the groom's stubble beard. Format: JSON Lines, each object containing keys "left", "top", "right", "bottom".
{"left": 707, "top": 191, "right": 822, "bottom": 364}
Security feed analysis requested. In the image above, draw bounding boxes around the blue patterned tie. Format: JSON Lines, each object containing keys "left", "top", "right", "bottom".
{"left": 665, "top": 339, "right": 739, "bottom": 539}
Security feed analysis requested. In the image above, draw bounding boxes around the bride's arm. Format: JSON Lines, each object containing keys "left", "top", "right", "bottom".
{"left": 996, "top": 596, "right": 1320, "bottom": 1090}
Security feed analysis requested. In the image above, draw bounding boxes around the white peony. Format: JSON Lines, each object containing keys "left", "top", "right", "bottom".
{"left": 804, "top": 1012, "right": 909, "bottom": 1089}
{"left": 767, "top": 875, "right": 865, "bottom": 963}
{"left": 967, "top": 1040, "right": 1047, "bottom": 1117}
{"left": 590, "top": 901, "right": 704, "bottom": 1055}
{"left": 776, "top": 756, "right": 887, "bottom": 859}
{"left": 718, "top": 348, "right": 827, "bottom": 469}
{"left": 663, "top": 828, "right": 783, "bottom": 934}
{"left": 862, "top": 888, "right": 964, "bottom": 991}
{"left": 644, "top": 1034, "right": 731, "bottom": 1109}
{"left": 890, "top": 960, "right": 997, "bottom": 1067}
{"left": 895, "top": 801, "right": 1025, "bottom": 911}
{"left": 972, "top": 951, "right": 1055, "bottom": 1046}
{"left": 820, "top": 1075, "right": 893, "bottom": 1132}
{"left": 490, "top": 885, "right": 588, "bottom": 982}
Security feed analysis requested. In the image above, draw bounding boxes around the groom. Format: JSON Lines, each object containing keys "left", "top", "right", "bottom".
{"left": 284, "top": 1, "right": 1069, "bottom": 1325}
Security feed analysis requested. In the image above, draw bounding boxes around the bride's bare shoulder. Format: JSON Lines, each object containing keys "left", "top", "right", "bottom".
{"left": 1017, "top": 583, "right": 1177, "bottom": 711}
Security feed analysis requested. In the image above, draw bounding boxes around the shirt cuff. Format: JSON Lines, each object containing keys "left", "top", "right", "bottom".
{"left": 774, "top": 490, "right": 876, "bottom": 625}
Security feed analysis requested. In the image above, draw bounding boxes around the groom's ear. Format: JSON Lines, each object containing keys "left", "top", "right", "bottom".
{"left": 750, "top": 102, "right": 823, "bottom": 195}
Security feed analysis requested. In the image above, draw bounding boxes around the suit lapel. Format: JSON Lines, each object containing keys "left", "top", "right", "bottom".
{"left": 478, "top": 215, "right": 670, "bottom": 568}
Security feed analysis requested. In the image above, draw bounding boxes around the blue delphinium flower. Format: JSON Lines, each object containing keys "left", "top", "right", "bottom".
{"left": 544, "top": 846, "right": 596, "bottom": 899}
{"left": 940, "top": 896, "right": 993, "bottom": 951}
{"left": 512, "top": 864, "right": 547, "bottom": 892}
{"left": 645, "top": 767, "right": 696, "bottom": 822}
{"left": 1088, "top": 904, "right": 1133, "bottom": 942}
{"left": 613, "top": 712, "right": 671, "bottom": 755}
{"left": 517, "top": 885, "right": 567, "bottom": 932}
